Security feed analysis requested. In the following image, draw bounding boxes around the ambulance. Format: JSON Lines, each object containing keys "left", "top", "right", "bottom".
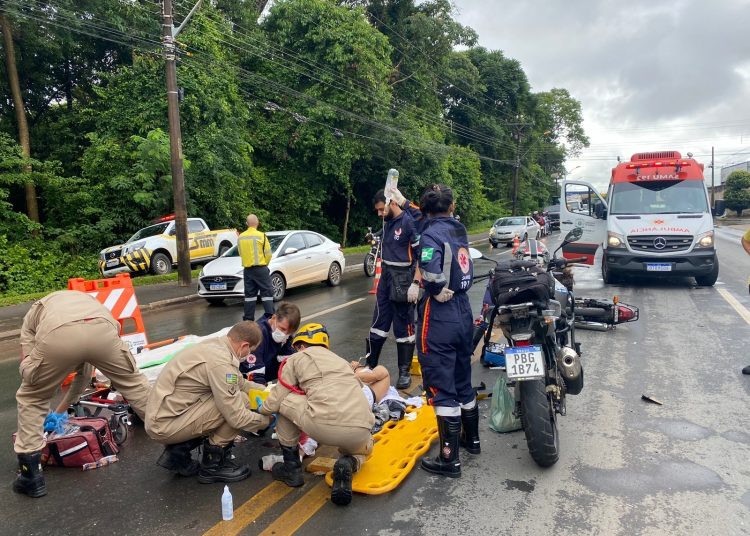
{"left": 560, "top": 151, "right": 718, "bottom": 286}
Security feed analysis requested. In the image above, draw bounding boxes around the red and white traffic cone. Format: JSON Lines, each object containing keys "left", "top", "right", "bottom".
{"left": 512, "top": 235, "right": 520, "bottom": 254}
{"left": 368, "top": 257, "right": 382, "bottom": 295}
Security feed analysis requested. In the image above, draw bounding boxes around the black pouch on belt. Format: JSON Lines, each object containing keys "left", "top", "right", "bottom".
{"left": 388, "top": 265, "right": 413, "bottom": 303}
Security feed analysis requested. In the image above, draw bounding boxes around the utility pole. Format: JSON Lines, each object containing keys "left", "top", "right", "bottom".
{"left": 710, "top": 145, "right": 715, "bottom": 212}
{"left": 161, "top": 0, "right": 199, "bottom": 286}
{"left": 511, "top": 123, "right": 523, "bottom": 216}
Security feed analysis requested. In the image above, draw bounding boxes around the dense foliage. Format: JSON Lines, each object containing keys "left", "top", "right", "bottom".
{"left": 724, "top": 170, "right": 750, "bottom": 216}
{"left": 0, "top": 0, "right": 588, "bottom": 295}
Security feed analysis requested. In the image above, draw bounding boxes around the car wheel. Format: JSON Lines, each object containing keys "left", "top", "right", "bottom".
{"left": 150, "top": 252, "right": 172, "bottom": 275}
{"left": 326, "top": 262, "right": 342, "bottom": 287}
{"left": 601, "top": 255, "right": 618, "bottom": 285}
{"left": 206, "top": 298, "right": 225, "bottom": 306}
{"left": 271, "top": 272, "right": 286, "bottom": 301}
{"left": 695, "top": 256, "right": 719, "bottom": 287}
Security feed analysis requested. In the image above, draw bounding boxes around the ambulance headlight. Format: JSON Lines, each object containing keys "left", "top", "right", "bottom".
{"left": 607, "top": 232, "right": 625, "bottom": 249}
{"left": 696, "top": 231, "right": 714, "bottom": 248}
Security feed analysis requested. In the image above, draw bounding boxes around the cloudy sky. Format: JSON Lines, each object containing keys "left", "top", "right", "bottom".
{"left": 453, "top": 0, "right": 750, "bottom": 191}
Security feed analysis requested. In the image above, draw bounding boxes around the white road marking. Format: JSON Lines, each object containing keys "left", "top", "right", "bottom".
{"left": 301, "top": 297, "right": 367, "bottom": 321}
{"left": 717, "top": 288, "right": 750, "bottom": 326}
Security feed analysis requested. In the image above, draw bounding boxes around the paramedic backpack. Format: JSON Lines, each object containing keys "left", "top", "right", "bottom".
{"left": 490, "top": 259, "right": 555, "bottom": 306}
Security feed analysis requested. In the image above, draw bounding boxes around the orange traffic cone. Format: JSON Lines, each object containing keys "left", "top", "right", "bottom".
{"left": 512, "top": 235, "right": 520, "bottom": 254}
{"left": 368, "top": 257, "right": 382, "bottom": 295}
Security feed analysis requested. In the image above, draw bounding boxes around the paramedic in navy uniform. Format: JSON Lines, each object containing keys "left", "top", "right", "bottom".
{"left": 415, "top": 184, "right": 479, "bottom": 478}
{"left": 366, "top": 187, "right": 421, "bottom": 390}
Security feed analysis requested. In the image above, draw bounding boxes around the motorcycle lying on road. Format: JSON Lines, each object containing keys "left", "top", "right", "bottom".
{"left": 472, "top": 227, "right": 588, "bottom": 467}
{"left": 363, "top": 227, "right": 382, "bottom": 277}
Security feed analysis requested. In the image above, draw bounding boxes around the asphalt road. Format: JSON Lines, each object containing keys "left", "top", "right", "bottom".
{"left": 2, "top": 231, "right": 750, "bottom": 535}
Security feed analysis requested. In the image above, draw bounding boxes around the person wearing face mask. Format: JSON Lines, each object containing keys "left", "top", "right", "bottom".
{"left": 144, "top": 321, "right": 271, "bottom": 484}
{"left": 366, "top": 187, "right": 422, "bottom": 390}
{"left": 240, "top": 302, "right": 300, "bottom": 383}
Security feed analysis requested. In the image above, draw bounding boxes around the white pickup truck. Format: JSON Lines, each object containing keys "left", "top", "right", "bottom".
{"left": 99, "top": 216, "right": 238, "bottom": 277}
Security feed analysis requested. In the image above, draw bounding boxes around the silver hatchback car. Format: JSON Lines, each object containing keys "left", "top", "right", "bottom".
{"left": 488, "top": 216, "right": 541, "bottom": 247}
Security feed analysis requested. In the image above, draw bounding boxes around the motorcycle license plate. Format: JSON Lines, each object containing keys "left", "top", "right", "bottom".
{"left": 505, "top": 346, "right": 545, "bottom": 380}
{"left": 209, "top": 283, "right": 227, "bottom": 291}
{"left": 646, "top": 263, "right": 672, "bottom": 272}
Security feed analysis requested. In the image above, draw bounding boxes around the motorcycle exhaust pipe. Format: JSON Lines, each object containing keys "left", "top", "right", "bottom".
{"left": 556, "top": 347, "right": 584, "bottom": 395}
{"left": 574, "top": 320, "right": 611, "bottom": 332}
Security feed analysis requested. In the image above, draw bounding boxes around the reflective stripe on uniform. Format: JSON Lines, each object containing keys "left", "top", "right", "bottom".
{"left": 396, "top": 335, "right": 416, "bottom": 343}
{"left": 383, "top": 260, "right": 411, "bottom": 267}
{"left": 369, "top": 328, "right": 388, "bottom": 338}
{"left": 421, "top": 270, "right": 446, "bottom": 283}
{"left": 261, "top": 297, "right": 274, "bottom": 302}
{"left": 460, "top": 398, "right": 477, "bottom": 410}
{"left": 434, "top": 406, "right": 461, "bottom": 417}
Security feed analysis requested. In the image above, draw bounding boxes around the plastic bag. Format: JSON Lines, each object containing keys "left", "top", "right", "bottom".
{"left": 488, "top": 372, "right": 521, "bottom": 433}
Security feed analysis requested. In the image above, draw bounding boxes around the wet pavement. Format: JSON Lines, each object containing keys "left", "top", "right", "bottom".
{"left": 3, "top": 231, "right": 750, "bottom": 535}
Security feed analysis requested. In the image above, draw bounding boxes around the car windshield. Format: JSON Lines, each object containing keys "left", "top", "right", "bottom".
{"left": 223, "top": 233, "right": 287, "bottom": 257}
{"left": 127, "top": 222, "right": 170, "bottom": 243}
{"left": 495, "top": 217, "right": 525, "bottom": 227}
{"left": 610, "top": 180, "right": 708, "bottom": 215}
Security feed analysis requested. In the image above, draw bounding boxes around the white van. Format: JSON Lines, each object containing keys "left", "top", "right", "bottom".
{"left": 560, "top": 151, "right": 718, "bottom": 286}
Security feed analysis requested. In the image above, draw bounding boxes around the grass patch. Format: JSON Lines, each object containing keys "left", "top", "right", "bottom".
{"left": 341, "top": 245, "right": 371, "bottom": 255}
{"left": 466, "top": 219, "right": 494, "bottom": 235}
{"left": 0, "top": 291, "right": 49, "bottom": 307}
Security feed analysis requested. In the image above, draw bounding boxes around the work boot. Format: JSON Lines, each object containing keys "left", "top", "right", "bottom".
{"left": 13, "top": 452, "right": 47, "bottom": 498}
{"left": 421, "top": 415, "right": 461, "bottom": 478}
{"left": 459, "top": 405, "right": 481, "bottom": 454}
{"left": 331, "top": 455, "right": 358, "bottom": 506}
{"left": 471, "top": 321, "right": 487, "bottom": 354}
{"left": 271, "top": 445, "right": 304, "bottom": 488}
{"left": 365, "top": 337, "right": 386, "bottom": 369}
{"left": 396, "top": 342, "right": 415, "bottom": 390}
{"left": 156, "top": 437, "right": 202, "bottom": 476}
{"left": 197, "top": 440, "right": 251, "bottom": 484}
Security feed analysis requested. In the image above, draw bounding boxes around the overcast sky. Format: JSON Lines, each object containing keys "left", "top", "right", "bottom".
{"left": 453, "top": 0, "right": 750, "bottom": 192}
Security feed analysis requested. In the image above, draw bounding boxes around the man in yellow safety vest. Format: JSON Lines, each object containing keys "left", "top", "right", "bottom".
{"left": 238, "top": 214, "right": 275, "bottom": 321}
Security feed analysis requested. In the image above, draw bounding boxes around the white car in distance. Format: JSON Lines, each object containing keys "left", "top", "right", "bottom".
{"left": 198, "top": 230, "right": 345, "bottom": 303}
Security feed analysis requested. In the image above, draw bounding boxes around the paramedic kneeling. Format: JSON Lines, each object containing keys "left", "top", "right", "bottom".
{"left": 259, "top": 323, "right": 375, "bottom": 506}
{"left": 145, "top": 321, "right": 270, "bottom": 484}
{"left": 14, "top": 290, "right": 152, "bottom": 498}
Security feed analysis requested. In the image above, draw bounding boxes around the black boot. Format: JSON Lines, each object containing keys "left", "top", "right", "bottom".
{"left": 396, "top": 342, "right": 415, "bottom": 390}
{"left": 271, "top": 445, "right": 304, "bottom": 488}
{"left": 197, "top": 440, "right": 251, "bottom": 484}
{"left": 330, "top": 455, "right": 358, "bottom": 506}
{"left": 157, "top": 437, "right": 202, "bottom": 476}
{"left": 365, "top": 337, "right": 385, "bottom": 369}
{"left": 459, "top": 405, "right": 481, "bottom": 454}
{"left": 421, "top": 415, "right": 461, "bottom": 478}
{"left": 471, "top": 322, "right": 487, "bottom": 353}
{"left": 13, "top": 452, "right": 47, "bottom": 498}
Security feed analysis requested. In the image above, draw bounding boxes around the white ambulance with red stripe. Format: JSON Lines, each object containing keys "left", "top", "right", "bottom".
{"left": 560, "top": 151, "right": 718, "bottom": 286}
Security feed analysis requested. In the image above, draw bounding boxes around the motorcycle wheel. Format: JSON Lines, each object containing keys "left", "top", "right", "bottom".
{"left": 364, "top": 253, "right": 376, "bottom": 277}
{"left": 520, "top": 379, "right": 559, "bottom": 467}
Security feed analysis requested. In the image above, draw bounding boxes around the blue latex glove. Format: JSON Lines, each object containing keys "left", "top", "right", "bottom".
{"left": 43, "top": 413, "right": 68, "bottom": 434}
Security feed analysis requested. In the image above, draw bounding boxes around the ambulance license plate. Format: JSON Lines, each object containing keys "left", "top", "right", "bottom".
{"left": 646, "top": 263, "right": 672, "bottom": 272}
{"left": 209, "top": 283, "right": 227, "bottom": 291}
{"left": 505, "top": 346, "right": 545, "bottom": 380}
{"left": 106, "top": 259, "right": 119, "bottom": 267}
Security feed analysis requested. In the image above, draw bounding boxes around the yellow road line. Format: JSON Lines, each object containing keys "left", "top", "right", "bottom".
{"left": 717, "top": 288, "right": 750, "bottom": 326}
{"left": 257, "top": 481, "right": 330, "bottom": 536}
{"left": 203, "top": 481, "right": 294, "bottom": 536}
{"left": 301, "top": 298, "right": 366, "bottom": 322}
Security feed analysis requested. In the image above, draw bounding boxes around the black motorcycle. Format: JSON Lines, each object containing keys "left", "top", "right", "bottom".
{"left": 474, "top": 227, "right": 588, "bottom": 467}
{"left": 574, "top": 297, "right": 639, "bottom": 331}
{"left": 363, "top": 227, "right": 381, "bottom": 277}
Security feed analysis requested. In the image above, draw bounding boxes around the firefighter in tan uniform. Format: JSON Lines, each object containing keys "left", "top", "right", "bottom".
{"left": 145, "top": 321, "right": 270, "bottom": 484}
{"left": 260, "top": 323, "right": 375, "bottom": 506}
{"left": 14, "top": 290, "right": 152, "bottom": 498}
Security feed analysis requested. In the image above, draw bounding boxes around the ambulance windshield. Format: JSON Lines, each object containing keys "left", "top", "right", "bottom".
{"left": 609, "top": 180, "right": 708, "bottom": 215}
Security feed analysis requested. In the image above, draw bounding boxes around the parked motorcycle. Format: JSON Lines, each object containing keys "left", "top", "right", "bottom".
{"left": 473, "top": 227, "right": 588, "bottom": 467}
{"left": 574, "top": 297, "right": 639, "bottom": 331}
{"left": 363, "top": 227, "right": 381, "bottom": 277}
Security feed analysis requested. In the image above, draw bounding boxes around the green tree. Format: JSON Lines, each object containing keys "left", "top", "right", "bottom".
{"left": 724, "top": 170, "right": 750, "bottom": 216}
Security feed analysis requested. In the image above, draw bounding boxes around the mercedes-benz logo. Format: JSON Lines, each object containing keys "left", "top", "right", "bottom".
{"left": 653, "top": 237, "right": 667, "bottom": 250}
